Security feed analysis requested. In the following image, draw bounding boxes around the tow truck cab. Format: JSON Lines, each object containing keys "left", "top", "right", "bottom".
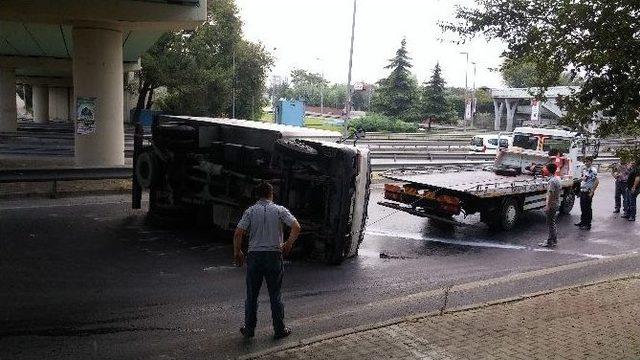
{"left": 132, "top": 116, "right": 371, "bottom": 264}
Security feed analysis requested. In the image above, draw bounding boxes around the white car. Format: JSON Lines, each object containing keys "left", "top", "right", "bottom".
{"left": 470, "top": 134, "right": 513, "bottom": 153}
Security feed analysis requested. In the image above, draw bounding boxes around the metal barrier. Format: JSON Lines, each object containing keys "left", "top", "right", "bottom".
{"left": 0, "top": 167, "right": 132, "bottom": 198}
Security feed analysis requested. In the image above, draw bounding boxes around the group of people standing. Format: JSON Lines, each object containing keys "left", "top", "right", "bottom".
{"left": 540, "top": 156, "right": 639, "bottom": 248}
{"left": 612, "top": 159, "right": 640, "bottom": 221}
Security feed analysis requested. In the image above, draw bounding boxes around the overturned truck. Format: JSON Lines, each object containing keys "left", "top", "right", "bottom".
{"left": 132, "top": 116, "right": 371, "bottom": 264}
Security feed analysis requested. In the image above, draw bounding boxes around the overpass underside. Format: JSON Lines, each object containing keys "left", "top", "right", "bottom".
{"left": 0, "top": 0, "right": 206, "bottom": 166}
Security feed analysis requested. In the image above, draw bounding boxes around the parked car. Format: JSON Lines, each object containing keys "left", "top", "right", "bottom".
{"left": 470, "top": 134, "right": 513, "bottom": 153}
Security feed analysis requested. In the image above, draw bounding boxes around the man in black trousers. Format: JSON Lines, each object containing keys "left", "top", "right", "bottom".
{"left": 233, "top": 182, "right": 301, "bottom": 339}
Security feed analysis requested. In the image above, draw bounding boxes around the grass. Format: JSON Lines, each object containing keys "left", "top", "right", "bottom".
{"left": 259, "top": 112, "right": 344, "bottom": 132}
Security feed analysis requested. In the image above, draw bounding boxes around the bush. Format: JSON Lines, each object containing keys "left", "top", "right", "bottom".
{"left": 348, "top": 113, "right": 419, "bottom": 133}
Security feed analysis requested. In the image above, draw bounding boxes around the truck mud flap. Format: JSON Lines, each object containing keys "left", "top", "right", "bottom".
{"left": 377, "top": 201, "right": 469, "bottom": 227}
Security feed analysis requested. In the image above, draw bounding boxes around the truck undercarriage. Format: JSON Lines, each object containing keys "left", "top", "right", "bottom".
{"left": 132, "top": 116, "right": 370, "bottom": 264}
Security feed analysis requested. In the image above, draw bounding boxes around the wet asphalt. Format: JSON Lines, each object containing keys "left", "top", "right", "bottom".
{"left": 1, "top": 174, "right": 639, "bottom": 359}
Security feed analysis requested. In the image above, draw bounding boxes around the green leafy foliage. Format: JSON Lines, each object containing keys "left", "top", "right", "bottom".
{"left": 371, "top": 39, "right": 420, "bottom": 121}
{"left": 348, "top": 113, "right": 418, "bottom": 133}
{"left": 137, "top": 0, "right": 273, "bottom": 120}
{"left": 444, "top": 0, "right": 640, "bottom": 136}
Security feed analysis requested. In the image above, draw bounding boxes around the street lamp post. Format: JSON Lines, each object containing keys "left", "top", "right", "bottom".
{"left": 471, "top": 61, "right": 477, "bottom": 128}
{"left": 316, "top": 57, "right": 325, "bottom": 115}
{"left": 344, "top": 0, "right": 357, "bottom": 138}
{"left": 460, "top": 51, "right": 469, "bottom": 131}
{"left": 232, "top": 47, "right": 236, "bottom": 119}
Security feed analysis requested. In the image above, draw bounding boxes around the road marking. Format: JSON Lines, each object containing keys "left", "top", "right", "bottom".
{"left": 364, "top": 230, "right": 610, "bottom": 259}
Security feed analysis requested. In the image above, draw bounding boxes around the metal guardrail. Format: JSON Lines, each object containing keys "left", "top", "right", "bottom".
{"left": 370, "top": 157, "right": 619, "bottom": 172}
{"left": 0, "top": 167, "right": 132, "bottom": 198}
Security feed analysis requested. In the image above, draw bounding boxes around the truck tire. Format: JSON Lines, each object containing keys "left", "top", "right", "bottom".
{"left": 498, "top": 197, "right": 521, "bottom": 231}
{"left": 275, "top": 139, "right": 318, "bottom": 160}
{"left": 559, "top": 191, "right": 575, "bottom": 215}
{"left": 135, "top": 151, "right": 158, "bottom": 189}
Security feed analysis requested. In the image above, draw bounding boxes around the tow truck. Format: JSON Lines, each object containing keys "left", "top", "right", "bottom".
{"left": 379, "top": 126, "right": 599, "bottom": 230}
{"left": 131, "top": 116, "right": 371, "bottom": 264}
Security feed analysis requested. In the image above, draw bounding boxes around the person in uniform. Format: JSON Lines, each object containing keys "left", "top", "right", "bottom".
{"left": 575, "top": 156, "right": 599, "bottom": 230}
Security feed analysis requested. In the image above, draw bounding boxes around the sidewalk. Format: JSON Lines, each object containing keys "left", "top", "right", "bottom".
{"left": 246, "top": 277, "right": 640, "bottom": 359}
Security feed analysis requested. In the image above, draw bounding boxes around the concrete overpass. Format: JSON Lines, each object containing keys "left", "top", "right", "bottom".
{"left": 0, "top": 0, "right": 206, "bottom": 166}
{"left": 491, "top": 86, "right": 579, "bottom": 132}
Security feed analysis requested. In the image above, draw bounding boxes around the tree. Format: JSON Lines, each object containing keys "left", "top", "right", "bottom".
{"left": 445, "top": 0, "right": 640, "bottom": 136}
{"left": 421, "top": 63, "right": 450, "bottom": 123}
{"left": 371, "top": 38, "right": 420, "bottom": 121}
{"left": 288, "top": 69, "right": 328, "bottom": 106}
{"left": 501, "top": 58, "right": 584, "bottom": 88}
{"left": 136, "top": 0, "right": 273, "bottom": 120}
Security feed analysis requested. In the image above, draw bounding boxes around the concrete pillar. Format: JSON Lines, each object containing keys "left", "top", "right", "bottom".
{"left": 493, "top": 99, "right": 504, "bottom": 131}
{"left": 0, "top": 67, "right": 17, "bottom": 132}
{"left": 73, "top": 23, "right": 124, "bottom": 166}
{"left": 33, "top": 85, "right": 49, "bottom": 124}
{"left": 505, "top": 99, "right": 519, "bottom": 132}
{"left": 49, "top": 87, "right": 70, "bottom": 122}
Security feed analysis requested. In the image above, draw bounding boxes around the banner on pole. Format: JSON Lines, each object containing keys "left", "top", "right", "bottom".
{"left": 530, "top": 99, "right": 541, "bottom": 123}
{"left": 464, "top": 99, "right": 473, "bottom": 121}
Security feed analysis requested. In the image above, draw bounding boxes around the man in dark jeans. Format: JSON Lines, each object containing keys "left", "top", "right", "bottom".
{"left": 575, "top": 157, "right": 599, "bottom": 230}
{"left": 233, "top": 182, "right": 301, "bottom": 339}
{"left": 624, "top": 160, "right": 640, "bottom": 222}
{"left": 612, "top": 160, "right": 630, "bottom": 213}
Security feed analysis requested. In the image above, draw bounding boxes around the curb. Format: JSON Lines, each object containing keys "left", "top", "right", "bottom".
{"left": 238, "top": 252, "right": 640, "bottom": 359}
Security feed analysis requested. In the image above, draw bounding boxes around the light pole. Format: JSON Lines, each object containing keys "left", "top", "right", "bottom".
{"left": 460, "top": 51, "right": 469, "bottom": 131}
{"left": 344, "top": 0, "right": 357, "bottom": 137}
{"left": 315, "top": 57, "right": 325, "bottom": 115}
{"left": 471, "top": 61, "right": 477, "bottom": 128}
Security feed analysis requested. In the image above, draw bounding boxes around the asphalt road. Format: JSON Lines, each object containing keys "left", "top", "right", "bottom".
{"left": 1, "top": 175, "right": 639, "bottom": 359}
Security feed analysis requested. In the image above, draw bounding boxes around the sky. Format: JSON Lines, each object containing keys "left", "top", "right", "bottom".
{"left": 235, "top": 0, "right": 507, "bottom": 89}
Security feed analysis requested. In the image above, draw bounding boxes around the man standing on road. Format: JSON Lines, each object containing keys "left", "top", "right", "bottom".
{"left": 540, "top": 163, "right": 561, "bottom": 248}
{"left": 612, "top": 160, "right": 630, "bottom": 213}
{"left": 575, "top": 156, "right": 599, "bottom": 230}
{"left": 624, "top": 160, "right": 640, "bottom": 222}
{"left": 233, "top": 182, "right": 301, "bottom": 339}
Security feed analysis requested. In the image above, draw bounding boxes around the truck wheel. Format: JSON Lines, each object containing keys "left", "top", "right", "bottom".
{"left": 275, "top": 139, "right": 318, "bottom": 160}
{"left": 499, "top": 197, "right": 521, "bottom": 231}
{"left": 559, "top": 192, "right": 575, "bottom": 215}
{"left": 135, "top": 151, "right": 158, "bottom": 189}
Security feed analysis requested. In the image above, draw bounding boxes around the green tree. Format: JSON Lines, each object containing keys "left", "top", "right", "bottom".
{"left": 501, "top": 58, "right": 584, "bottom": 88}
{"left": 371, "top": 38, "right": 420, "bottom": 121}
{"left": 138, "top": 0, "right": 272, "bottom": 120}
{"left": 288, "top": 69, "right": 328, "bottom": 106}
{"left": 421, "top": 63, "right": 450, "bottom": 123}
{"left": 445, "top": 0, "right": 640, "bottom": 136}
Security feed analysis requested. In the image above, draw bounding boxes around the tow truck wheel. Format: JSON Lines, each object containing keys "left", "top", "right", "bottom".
{"left": 135, "top": 151, "right": 158, "bottom": 189}
{"left": 559, "top": 191, "right": 575, "bottom": 215}
{"left": 499, "top": 198, "right": 521, "bottom": 231}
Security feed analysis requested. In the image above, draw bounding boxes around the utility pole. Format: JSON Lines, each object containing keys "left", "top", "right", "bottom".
{"left": 344, "top": 0, "right": 357, "bottom": 138}
{"left": 460, "top": 51, "right": 469, "bottom": 131}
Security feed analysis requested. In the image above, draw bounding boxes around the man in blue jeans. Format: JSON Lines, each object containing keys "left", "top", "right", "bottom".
{"left": 624, "top": 160, "right": 640, "bottom": 222}
{"left": 233, "top": 182, "right": 301, "bottom": 339}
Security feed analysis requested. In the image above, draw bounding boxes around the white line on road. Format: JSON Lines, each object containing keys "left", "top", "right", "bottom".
{"left": 365, "top": 230, "right": 610, "bottom": 259}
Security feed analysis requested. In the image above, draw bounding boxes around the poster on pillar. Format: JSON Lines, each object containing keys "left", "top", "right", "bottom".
{"left": 530, "top": 99, "right": 541, "bottom": 123}
{"left": 76, "top": 97, "right": 97, "bottom": 135}
{"left": 464, "top": 99, "right": 473, "bottom": 121}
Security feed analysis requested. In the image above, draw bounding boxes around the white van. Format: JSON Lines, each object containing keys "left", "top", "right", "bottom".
{"left": 470, "top": 134, "right": 513, "bottom": 153}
